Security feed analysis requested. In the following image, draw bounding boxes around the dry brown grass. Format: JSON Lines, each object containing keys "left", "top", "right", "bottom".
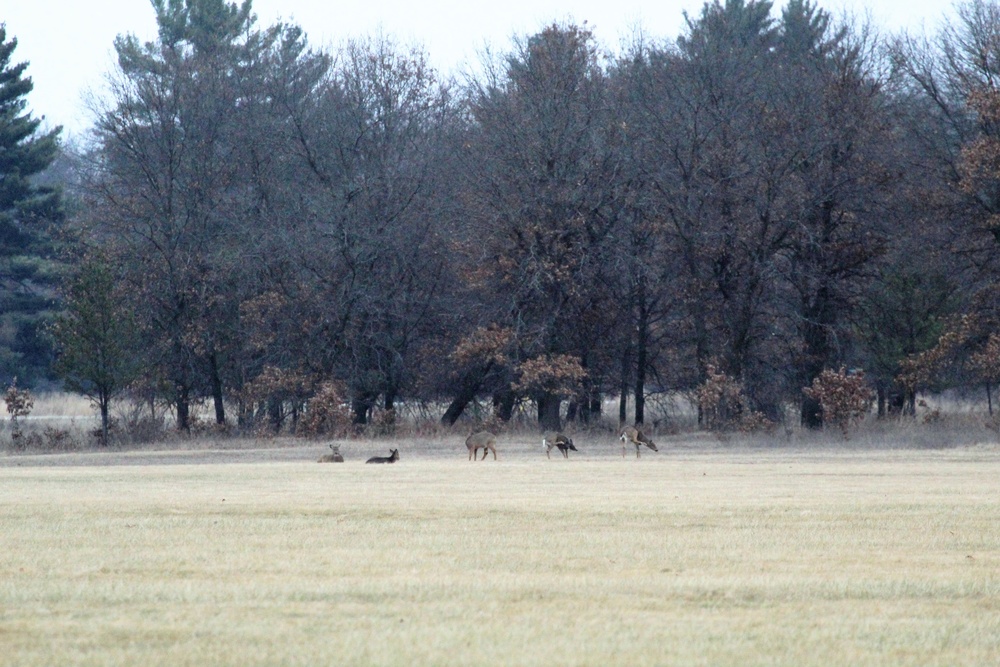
{"left": 2, "top": 445, "right": 999, "bottom": 666}
{"left": 22, "top": 391, "right": 94, "bottom": 418}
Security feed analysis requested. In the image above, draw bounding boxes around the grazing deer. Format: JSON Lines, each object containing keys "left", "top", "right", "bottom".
{"left": 365, "top": 448, "right": 399, "bottom": 464}
{"left": 317, "top": 444, "right": 344, "bottom": 463}
{"left": 619, "top": 426, "right": 658, "bottom": 458}
{"left": 465, "top": 431, "right": 497, "bottom": 461}
{"left": 542, "top": 432, "right": 577, "bottom": 459}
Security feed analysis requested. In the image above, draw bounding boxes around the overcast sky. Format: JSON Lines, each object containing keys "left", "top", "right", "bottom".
{"left": 4, "top": 0, "right": 959, "bottom": 136}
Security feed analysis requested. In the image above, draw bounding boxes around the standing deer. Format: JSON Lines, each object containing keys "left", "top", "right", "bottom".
{"left": 317, "top": 444, "right": 344, "bottom": 463}
{"left": 619, "top": 426, "right": 658, "bottom": 458}
{"left": 542, "top": 432, "right": 577, "bottom": 459}
{"left": 365, "top": 449, "right": 399, "bottom": 464}
{"left": 465, "top": 431, "right": 497, "bottom": 461}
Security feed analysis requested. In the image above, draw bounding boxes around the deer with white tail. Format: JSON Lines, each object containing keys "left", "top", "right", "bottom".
{"left": 619, "top": 426, "right": 658, "bottom": 458}
{"left": 542, "top": 432, "right": 577, "bottom": 459}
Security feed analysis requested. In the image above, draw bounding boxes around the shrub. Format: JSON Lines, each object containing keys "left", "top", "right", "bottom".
{"left": 696, "top": 364, "right": 773, "bottom": 433}
{"left": 5, "top": 378, "right": 34, "bottom": 450}
{"left": 803, "top": 367, "right": 874, "bottom": 437}
{"left": 368, "top": 407, "right": 397, "bottom": 437}
{"left": 298, "top": 382, "right": 352, "bottom": 438}
{"left": 5, "top": 377, "right": 33, "bottom": 427}
{"left": 114, "top": 401, "right": 167, "bottom": 445}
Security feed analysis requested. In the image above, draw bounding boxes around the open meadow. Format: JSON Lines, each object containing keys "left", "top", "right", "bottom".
{"left": 2, "top": 437, "right": 1000, "bottom": 666}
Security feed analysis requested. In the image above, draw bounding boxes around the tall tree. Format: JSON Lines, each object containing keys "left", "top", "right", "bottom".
{"left": 620, "top": 1, "right": 896, "bottom": 429}
{"left": 86, "top": 0, "right": 299, "bottom": 430}
{"left": 889, "top": 0, "right": 1000, "bottom": 408}
{"left": 608, "top": 44, "right": 688, "bottom": 426}
{"left": 638, "top": 0, "right": 791, "bottom": 419}
{"left": 461, "top": 23, "right": 623, "bottom": 430}
{"left": 0, "top": 24, "right": 63, "bottom": 386}
{"left": 260, "top": 34, "right": 457, "bottom": 425}
{"left": 777, "top": 1, "right": 892, "bottom": 427}
{"left": 51, "top": 255, "right": 140, "bottom": 444}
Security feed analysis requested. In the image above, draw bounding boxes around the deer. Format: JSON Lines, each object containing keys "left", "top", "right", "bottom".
{"left": 317, "top": 444, "right": 344, "bottom": 463}
{"left": 465, "top": 431, "right": 497, "bottom": 461}
{"left": 365, "top": 448, "right": 399, "bottom": 464}
{"left": 542, "top": 431, "right": 577, "bottom": 459}
{"left": 619, "top": 426, "right": 658, "bottom": 458}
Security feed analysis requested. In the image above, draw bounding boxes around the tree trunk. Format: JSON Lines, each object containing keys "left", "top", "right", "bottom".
{"left": 537, "top": 392, "right": 561, "bottom": 431}
{"left": 575, "top": 382, "right": 601, "bottom": 424}
{"left": 268, "top": 396, "right": 283, "bottom": 432}
{"left": 634, "top": 294, "right": 649, "bottom": 425}
{"left": 176, "top": 383, "right": 191, "bottom": 432}
{"left": 493, "top": 388, "right": 516, "bottom": 422}
{"left": 589, "top": 389, "right": 602, "bottom": 419}
{"left": 440, "top": 363, "right": 491, "bottom": 426}
{"left": 99, "top": 390, "right": 110, "bottom": 446}
{"left": 798, "top": 197, "right": 843, "bottom": 429}
{"left": 801, "top": 395, "right": 823, "bottom": 429}
{"left": 691, "top": 278, "right": 710, "bottom": 428}
{"left": 237, "top": 399, "right": 253, "bottom": 429}
{"left": 209, "top": 352, "right": 226, "bottom": 425}
{"left": 619, "top": 345, "right": 630, "bottom": 426}
{"left": 618, "top": 386, "right": 628, "bottom": 425}
{"left": 800, "top": 282, "right": 834, "bottom": 430}
{"left": 352, "top": 393, "right": 375, "bottom": 425}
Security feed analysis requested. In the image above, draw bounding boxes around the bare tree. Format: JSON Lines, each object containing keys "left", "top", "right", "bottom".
{"left": 619, "top": 1, "right": 898, "bottom": 427}
{"left": 260, "top": 34, "right": 458, "bottom": 425}
{"left": 460, "top": 23, "right": 624, "bottom": 430}
{"left": 887, "top": 0, "right": 1000, "bottom": 406}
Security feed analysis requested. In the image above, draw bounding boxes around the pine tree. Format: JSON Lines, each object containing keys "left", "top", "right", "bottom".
{"left": 0, "top": 24, "right": 64, "bottom": 386}
{"left": 52, "top": 256, "right": 140, "bottom": 445}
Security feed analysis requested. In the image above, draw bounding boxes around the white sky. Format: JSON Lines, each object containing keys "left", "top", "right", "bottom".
{"left": 3, "top": 0, "right": 959, "bottom": 136}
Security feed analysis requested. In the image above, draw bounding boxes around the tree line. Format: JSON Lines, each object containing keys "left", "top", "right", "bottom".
{"left": 7, "top": 0, "right": 1000, "bottom": 438}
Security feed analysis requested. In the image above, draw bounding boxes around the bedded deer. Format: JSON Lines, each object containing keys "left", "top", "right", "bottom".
{"left": 317, "top": 444, "right": 344, "bottom": 463}
{"left": 542, "top": 432, "right": 577, "bottom": 459}
{"left": 465, "top": 431, "right": 497, "bottom": 461}
{"left": 619, "top": 426, "right": 658, "bottom": 458}
{"left": 365, "top": 448, "right": 399, "bottom": 464}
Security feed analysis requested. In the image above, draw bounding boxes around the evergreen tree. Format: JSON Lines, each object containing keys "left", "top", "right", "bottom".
{"left": 51, "top": 256, "right": 140, "bottom": 445}
{"left": 0, "top": 24, "right": 64, "bottom": 386}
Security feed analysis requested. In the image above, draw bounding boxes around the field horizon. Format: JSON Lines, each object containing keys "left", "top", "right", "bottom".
{"left": 2, "top": 443, "right": 999, "bottom": 665}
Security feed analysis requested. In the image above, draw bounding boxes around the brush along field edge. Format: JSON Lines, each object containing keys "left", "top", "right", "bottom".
{"left": 1, "top": 451, "right": 999, "bottom": 666}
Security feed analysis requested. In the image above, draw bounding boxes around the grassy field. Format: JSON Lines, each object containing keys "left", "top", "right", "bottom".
{"left": 2, "top": 443, "right": 999, "bottom": 666}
